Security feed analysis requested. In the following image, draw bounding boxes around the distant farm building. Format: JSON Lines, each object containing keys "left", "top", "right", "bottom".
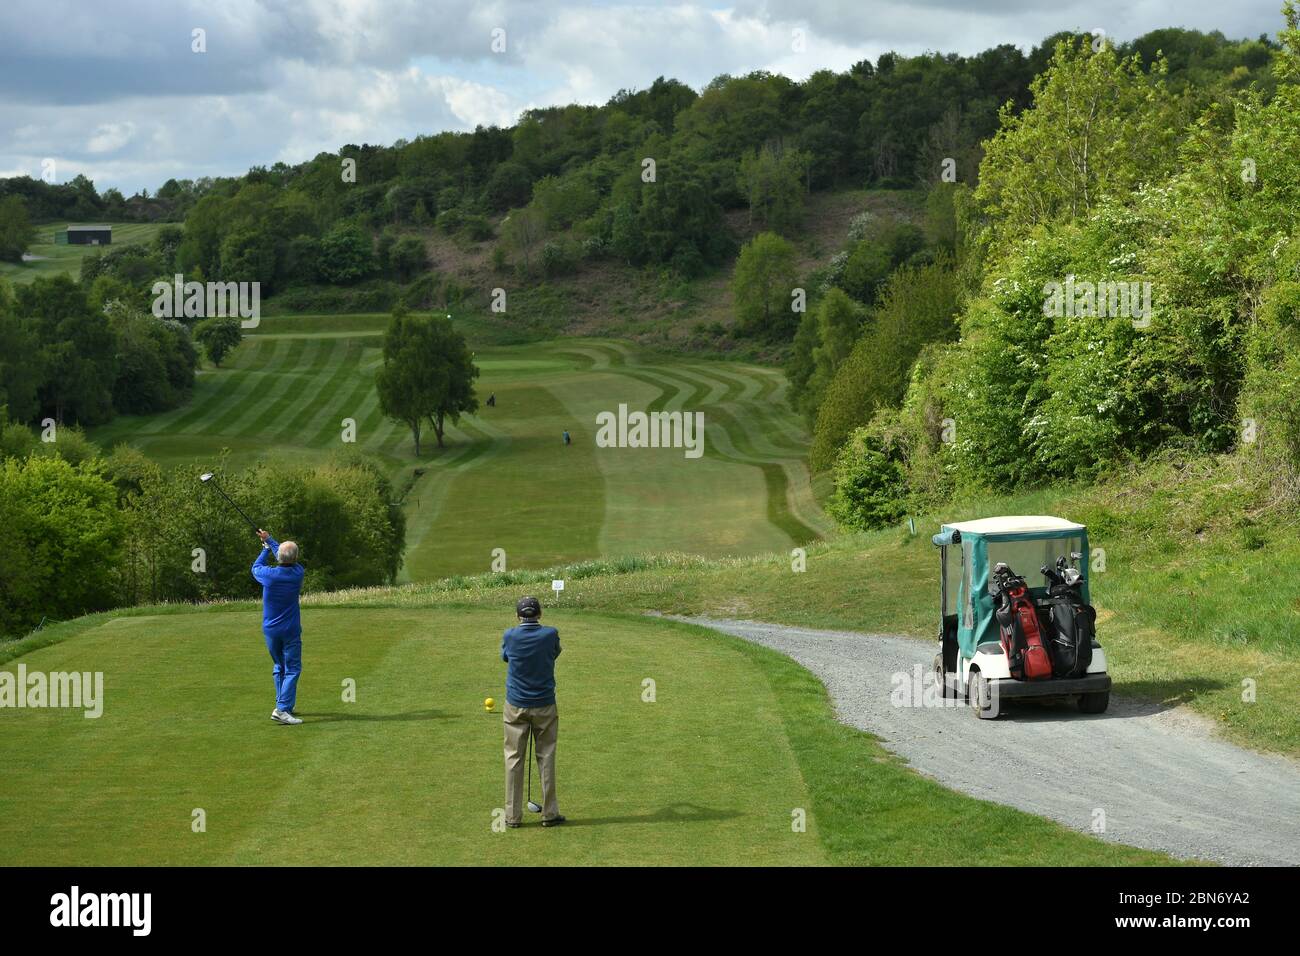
{"left": 59, "top": 225, "right": 113, "bottom": 246}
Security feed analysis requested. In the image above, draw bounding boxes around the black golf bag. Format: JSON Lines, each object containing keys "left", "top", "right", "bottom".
{"left": 1039, "top": 559, "right": 1095, "bottom": 678}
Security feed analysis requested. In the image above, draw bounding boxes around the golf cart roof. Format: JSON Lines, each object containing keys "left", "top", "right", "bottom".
{"left": 946, "top": 515, "right": 1083, "bottom": 535}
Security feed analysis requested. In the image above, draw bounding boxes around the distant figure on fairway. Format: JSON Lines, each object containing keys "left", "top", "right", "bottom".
{"left": 562, "top": 430, "right": 571, "bottom": 446}
{"left": 253, "top": 530, "right": 306, "bottom": 725}
{"left": 501, "top": 596, "right": 564, "bottom": 827}
{"left": 487, "top": 393, "right": 496, "bottom": 407}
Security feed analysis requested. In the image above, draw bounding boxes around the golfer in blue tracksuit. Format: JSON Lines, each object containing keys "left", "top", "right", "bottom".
{"left": 252, "top": 530, "right": 305, "bottom": 725}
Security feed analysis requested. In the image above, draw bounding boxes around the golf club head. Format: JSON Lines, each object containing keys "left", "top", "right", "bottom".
{"left": 527, "top": 801, "right": 542, "bottom": 813}
{"left": 199, "top": 473, "right": 214, "bottom": 482}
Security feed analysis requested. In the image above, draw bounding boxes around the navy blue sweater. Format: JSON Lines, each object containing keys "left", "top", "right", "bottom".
{"left": 501, "top": 620, "right": 561, "bottom": 707}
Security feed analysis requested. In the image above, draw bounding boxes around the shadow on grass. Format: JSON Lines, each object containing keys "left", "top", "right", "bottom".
{"left": 560, "top": 803, "right": 741, "bottom": 828}
{"left": 299, "top": 709, "right": 451, "bottom": 723}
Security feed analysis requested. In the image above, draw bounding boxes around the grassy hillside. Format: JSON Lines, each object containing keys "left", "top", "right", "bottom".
{"left": 0, "top": 221, "right": 166, "bottom": 284}
{"left": 90, "top": 325, "right": 830, "bottom": 581}
{"left": 270, "top": 188, "right": 923, "bottom": 357}
{"left": 0, "top": 605, "right": 1179, "bottom": 866}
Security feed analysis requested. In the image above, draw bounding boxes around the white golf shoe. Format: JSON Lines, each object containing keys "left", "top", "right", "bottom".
{"left": 271, "top": 709, "right": 302, "bottom": 725}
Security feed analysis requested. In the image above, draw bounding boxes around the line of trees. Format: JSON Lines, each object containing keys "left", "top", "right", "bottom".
{"left": 0, "top": 28, "right": 1272, "bottom": 329}
{"left": 0, "top": 271, "right": 199, "bottom": 428}
{"left": 0, "top": 173, "right": 181, "bottom": 224}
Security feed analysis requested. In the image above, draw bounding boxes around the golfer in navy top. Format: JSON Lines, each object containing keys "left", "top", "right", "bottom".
{"left": 252, "top": 529, "right": 306, "bottom": 725}
{"left": 501, "top": 595, "right": 563, "bottom": 826}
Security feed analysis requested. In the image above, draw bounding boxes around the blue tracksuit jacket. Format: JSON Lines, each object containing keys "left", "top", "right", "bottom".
{"left": 252, "top": 537, "right": 304, "bottom": 635}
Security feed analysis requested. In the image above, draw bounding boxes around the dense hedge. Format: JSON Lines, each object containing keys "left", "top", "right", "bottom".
{"left": 0, "top": 439, "right": 406, "bottom": 638}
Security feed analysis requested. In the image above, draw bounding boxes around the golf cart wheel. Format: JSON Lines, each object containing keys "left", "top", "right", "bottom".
{"left": 1078, "top": 690, "right": 1110, "bottom": 714}
{"left": 933, "top": 654, "right": 949, "bottom": 699}
{"left": 969, "top": 671, "right": 998, "bottom": 720}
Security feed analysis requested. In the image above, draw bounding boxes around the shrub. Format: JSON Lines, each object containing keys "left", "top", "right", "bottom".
{"left": 846, "top": 211, "right": 876, "bottom": 241}
{"left": 541, "top": 239, "right": 579, "bottom": 277}
{"left": 0, "top": 455, "right": 125, "bottom": 636}
{"left": 436, "top": 208, "right": 465, "bottom": 234}
{"left": 826, "top": 420, "right": 909, "bottom": 530}
{"left": 460, "top": 214, "right": 495, "bottom": 242}
{"left": 116, "top": 456, "right": 406, "bottom": 607}
{"left": 270, "top": 281, "right": 399, "bottom": 314}
{"left": 33, "top": 423, "right": 99, "bottom": 467}
{"left": 0, "top": 419, "right": 36, "bottom": 460}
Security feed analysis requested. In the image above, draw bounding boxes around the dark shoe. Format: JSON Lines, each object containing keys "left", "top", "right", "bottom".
{"left": 505, "top": 820, "right": 521, "bottom": 829}
{"left": 541, "top": 815, "right": 566, "bottom": 828}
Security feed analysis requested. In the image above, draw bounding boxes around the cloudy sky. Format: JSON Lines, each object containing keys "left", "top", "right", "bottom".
{"left": 0, "top": 0, "right": 1285, "bottom": 195}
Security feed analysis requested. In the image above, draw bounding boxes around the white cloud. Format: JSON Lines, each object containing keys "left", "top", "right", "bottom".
{"left": 87, "top": 123, "right": 136, "bottom": 154}
{"left": 0, "top": 0, "right": 1284, "bottom": 194}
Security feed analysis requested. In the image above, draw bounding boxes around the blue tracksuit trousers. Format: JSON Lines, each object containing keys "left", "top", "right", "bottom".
{"left": 264, "top": 629, "right": 302, "bottom": 712}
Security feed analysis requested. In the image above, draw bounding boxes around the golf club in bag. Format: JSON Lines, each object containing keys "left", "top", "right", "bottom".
{"left": 1039, "top": 554, "right": 1095, "bottom": 678}
{"left": 199, "top": 473, "right": 262, "bottom": 534}
{"left": 525, "top": 727, "right": 542, "bottom": 814}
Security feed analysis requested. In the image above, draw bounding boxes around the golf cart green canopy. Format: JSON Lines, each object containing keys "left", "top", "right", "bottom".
{"left": 932, "top": 516, "right": 1090, "bottom": 660}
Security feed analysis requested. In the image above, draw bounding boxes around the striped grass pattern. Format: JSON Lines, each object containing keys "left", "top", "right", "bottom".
{"left": 92, "top": 325, "right": 829, "bottom": 581}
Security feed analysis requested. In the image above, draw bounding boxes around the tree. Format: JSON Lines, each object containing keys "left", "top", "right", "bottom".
{"left": 839, "top": 221, "right": 926, "bottom": 304}
{"left": 485, "top": 161, "right": 534, "bottom": 211}
{"left": 0, "top": 298, "right": 40, "bottom": 423}
{"left": 976, "top": 37, "right": 1179, "bottom": 240}
{"left": 0, "top": 196, "right": 36, "bottom": 263}
{"left": 104, "top": 303, "right": 192, "bottom": 416}
{"left": 389, "top": 236, "right": 429, "bottom": 282}
{"left": 737, "top": 144, "right": 810, "bottom": 234}
{"left": 731, "top": 232, "right": 799, "bottom": 340}
{"left": 376, "top": 310, "right": 479, "bottom": 455}
{"left": 16, "top": 276, "right": 116, "bottom": 425}
{"left": 194, "top": 317, "right": 243, "bottom": 367}
{"left": 786, "top": 309, "right": 819, "bottom": 417}
{"left": 219, "top": 225, "right": 277, "bottom": 287}
{"left": 318, "top": 222, "right": 375, "bottom": 285}
{"left": 502, "top": 207, "right": 544, "bottom": 275}
{"left": 811, "top": 259, "right": 958, "bottom": 470}
{"left": 531, "top": 172, "right": 599, "bottom": 229}
{"left": 826, "top": 422, "right": 909, "bottom": 530}
{"left": 802, "top": 288, "right": 868, "bottom": 417}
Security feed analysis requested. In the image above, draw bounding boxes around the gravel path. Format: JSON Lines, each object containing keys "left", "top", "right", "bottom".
{"left": 672, "top": 616, "right": 1300, "bottom": 866}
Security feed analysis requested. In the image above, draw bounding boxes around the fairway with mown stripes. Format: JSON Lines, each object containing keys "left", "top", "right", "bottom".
{"left": 92, "top": 316, "right": 830, "bottom": 580}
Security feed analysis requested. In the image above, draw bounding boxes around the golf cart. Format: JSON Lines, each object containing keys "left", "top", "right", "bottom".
{"left": 931, "top": 516, "right": 1111, "bottom": 718}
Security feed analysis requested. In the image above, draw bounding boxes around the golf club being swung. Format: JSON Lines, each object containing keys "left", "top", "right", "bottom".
{"left": 199, "top": 472, "right": 262, "bottom": 534}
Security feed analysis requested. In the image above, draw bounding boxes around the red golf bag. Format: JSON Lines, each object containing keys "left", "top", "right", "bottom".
{"left": 992, "top": 564, "right": 1053, "bottom": 681}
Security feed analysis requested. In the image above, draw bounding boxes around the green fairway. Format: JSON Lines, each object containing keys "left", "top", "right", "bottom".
{"left": 0, "top": 221, "right": 166, "bottom": 284}
{"left": 91, "top": 324, "right": 831, "bottom": 581}
{"left": 0, "top": 605, "right": 1178, "bottom": 866}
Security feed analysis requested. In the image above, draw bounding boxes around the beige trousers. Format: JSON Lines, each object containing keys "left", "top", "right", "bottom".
{"left": 503, "top": 703, "right": 559, "bottom": 823}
